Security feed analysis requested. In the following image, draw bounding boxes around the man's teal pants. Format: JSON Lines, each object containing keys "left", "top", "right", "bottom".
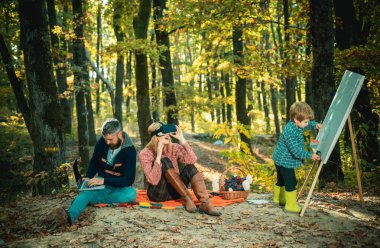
{"left": 68, "top": 186, "right": 137, "bottom": 223}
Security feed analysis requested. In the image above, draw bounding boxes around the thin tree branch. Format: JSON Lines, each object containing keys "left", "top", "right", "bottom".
{"left": 0, "top": 34, "right": 33, "bottom": 135}
{"left": 168, "top": 25, "right": 186, "bottom": 35}
{"left": 84, "top": 47, "right": 115, "bottom": 113}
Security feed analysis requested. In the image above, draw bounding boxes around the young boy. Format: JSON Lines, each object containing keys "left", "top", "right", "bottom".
{"left": 272, "top": 102, "right": 321, "bottom": 213}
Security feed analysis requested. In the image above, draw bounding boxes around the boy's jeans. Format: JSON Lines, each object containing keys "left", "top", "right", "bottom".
{"left": 68, "top": 186, "right": 137, "bottom": 223}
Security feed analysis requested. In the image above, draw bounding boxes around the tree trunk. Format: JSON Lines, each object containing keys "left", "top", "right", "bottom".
{"left": 151, "top": 34, "right": 160, "bottom": 121}
{"left": 95, "top": 0, "right": 102, "bottom": 114}
{"left": 153, "top": 0, "right": 178, "bottom": 125}
{"left": 186, "top": 31, "right": 196, "bottom": 131}
{"left": 334, "top": 0, "right": 379, "bottom": 169}
{"left": 206, "top": 70, "right": 214, "bottom": 122}
{"left": 310, "top": 0, "right": 344, "bottom": 187}
{"left": 256, "top": 82, "right": 262, "bottom": 111}
{"left": 0, "top": 34, "right": 32, "bottom": 136}
{"left": 220, "top": 74, "right": 226, "bottom": 124}
{"left": 72, "top": 0, "right": 89, "bottom": 169}
{"left": 82, "top": 57, "right": 96, "bottom": 146}
{"left": 233, "top": 26, "right": 252, "bottom": 154}
{"left": 86, "top": 89, "right": 97, "bottom": 146}
{"left": 62, "top": 3, "right": 74, "bottom": 122}
{"left": 84, "top": 47, "right": 115, "bottom": 111}
{"left": 305, "top": 29, "right": 313, "bottom": 105}
{"left": 47, "top": 0, "right": 71, "bottom": 134}
{"left": 295, "top": 78, "right": 302, "bottom": 101}
{"left": 224, "top": 72, "right": 232, "bottom": 126}
{"left": 214, "top": 71, "right": 221, "bottom": 124}
{"left": 125, "top": 51, "right": 132, "bottom": 120}
{"left": 18, "top": 0, "right": 64, "bottom": 195}
{"left": 275, "top": 1, "right": 286, "bottom": 125}
{"left": 261, "top": 2, "right": 280, "bottom": 137}
{"left": 133, "top": 0, "right": 152, "bottom": 147}
{"left": 261, "top": 82, "right": 270, "bottom": 133}
{"left": 173, "top": 34, "right": 181, "bottom": 84}
{"left": 333, "top": 0, "right": 368, "bottom": 50}
{"left": 270, "top": 85, "right": 281, "bottom": 137}
{"left": 113, "top": 2, "right": 124, "bottom": 125}
{"left": 268, "top": 24, "right": 282, "bottom": 137}
{"left": 247, "top": 79, "right": 254, "bottom": 122}
{"left": 283, "top": 0, "right": 296, "bottom": 121}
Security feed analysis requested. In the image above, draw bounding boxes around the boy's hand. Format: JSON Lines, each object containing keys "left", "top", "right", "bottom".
{"left": 311, "top": 153, "right": 321, "bottom": 161}
{"left": 316, "top": 123, "right": 322, "bottom": 130}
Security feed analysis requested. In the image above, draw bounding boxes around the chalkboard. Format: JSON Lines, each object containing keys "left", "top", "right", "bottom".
{"left": 313, "top": 70, "right": 365, "bottom": 164}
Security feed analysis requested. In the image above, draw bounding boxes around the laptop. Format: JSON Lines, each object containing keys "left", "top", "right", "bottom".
{"left": 72, "top": 159, "right": 105, "bottom": 191}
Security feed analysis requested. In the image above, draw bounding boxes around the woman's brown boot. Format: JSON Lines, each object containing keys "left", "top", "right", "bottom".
{"left": 164, "top": 168, "right": 197, "bottom": 213}
{"left": 191, "top": 173, "right": 222, "bottom": 216}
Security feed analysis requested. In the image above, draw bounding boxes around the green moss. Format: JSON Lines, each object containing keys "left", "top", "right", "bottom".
{"left": 0, "top": 121, "right": 33, "bottom": 200}
{"left": 0, "top": 122, "right": 32, "bottom": 165}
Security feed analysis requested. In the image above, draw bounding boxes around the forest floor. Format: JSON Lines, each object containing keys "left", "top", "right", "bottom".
{"left": 1, "top": 134, "right": 380, "bottom": 248}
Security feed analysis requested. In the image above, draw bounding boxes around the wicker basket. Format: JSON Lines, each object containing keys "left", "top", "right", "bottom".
{"left": 219, "top": 166, "right": 249, "bottom": 200}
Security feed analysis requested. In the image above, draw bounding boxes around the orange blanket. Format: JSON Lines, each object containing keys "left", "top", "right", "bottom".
{"left": 94, "top": 189, "right": 246, "bottom": 208}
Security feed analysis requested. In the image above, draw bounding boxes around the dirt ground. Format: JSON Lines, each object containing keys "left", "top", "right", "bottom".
{"left": 1, "top": 136, "right": 380, "bottom": 248}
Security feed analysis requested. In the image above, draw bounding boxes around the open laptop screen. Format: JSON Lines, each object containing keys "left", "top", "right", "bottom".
{"left": 72, "top": 159, "right": 82, "bottom": 183}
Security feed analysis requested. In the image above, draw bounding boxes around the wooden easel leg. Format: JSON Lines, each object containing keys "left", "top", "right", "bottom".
{"left": 297, "top": 160, "right": 318, "bottom": 201}
{"left": 300, "top": 161, "right": 324, "bottom": 217}
{"left": 348, "top": 115, "right": 365, "bottom": 207}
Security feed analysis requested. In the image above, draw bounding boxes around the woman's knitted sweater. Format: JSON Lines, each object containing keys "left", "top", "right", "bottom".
{"left": 138, "top": 142, "right": 197, "bottom": 186}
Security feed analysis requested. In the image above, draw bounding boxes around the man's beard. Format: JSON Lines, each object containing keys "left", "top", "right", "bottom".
{"left": 109, "top": 138, "right": 122, "bottom": 150}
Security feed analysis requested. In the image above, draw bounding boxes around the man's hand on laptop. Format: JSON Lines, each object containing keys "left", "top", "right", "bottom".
{"left": 87, "top": 178, "right": 104, "bottom": 187}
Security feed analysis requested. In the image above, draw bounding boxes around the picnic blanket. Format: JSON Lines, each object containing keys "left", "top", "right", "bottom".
{"left": 94, "top": 189, "right": 246, "bottom": 209}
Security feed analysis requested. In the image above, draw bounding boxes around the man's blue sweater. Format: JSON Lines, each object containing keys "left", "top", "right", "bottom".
{"left": 86, "top": 132, "right": 136, "bottom": 188}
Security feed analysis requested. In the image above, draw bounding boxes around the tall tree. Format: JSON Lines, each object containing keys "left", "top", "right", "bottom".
{"left": 275, "top": 0, "right": 286, "bottom": 124}
{"left": 224, "top": 72, "right": 232, "bottom": 126}
{"left": 133, "top": 0, "right": 152, "bottom": 147}
{"left": 261, "top": 0, "right": 281, "bottom": 137}
{"left": 72, "top": 0, "right": 89, "bottom": 168}
{"left": 46, "top": 0, "right": 72, "bottom": 134}
{"left": 233, "top": 26, "right": 252, "bottom": 154}
{"left": 113, "top": 0, "right": 124, "bottom": 125}
{"left": 214, "top": 71, "right": 221, "bottom": 124}
{"left": 261, "top": 82, "right": 270, "bottom": 133}
{"left": 0, "top": 34, "right": 32, "bottom": 141}
{"left": 85, "top": 77, "right": 97, "bottom": 146}
{"left": 305, "top": 24, "right": 313, "bottom": 104}
{"left": 125, "top": 51, "right": 132, "bottom": 120}
{"left": 95, "top": 0, "right": 102, "bottom": 114}
{"left": 283, "top": 0, "right": 296, "bottom": 121}
{"left": 206, "top": 70, "right": 214, "bottom": 121}
{"left": 150, "top": 34, "right": 160, "bottom": 121}
{"left": 334, "top": 0, "right": 379, "bottom": 169}
{"left": 310, "top": 0, "right": 344, "bottom": 187}
{"left": 153, "top": 0, "right": 178, "bottom": 125}
{"left": 18, "top": 0, "right": 64, "bottom": 195}
{"left": 185, "top": 31, "right": 196, "bottom": 131}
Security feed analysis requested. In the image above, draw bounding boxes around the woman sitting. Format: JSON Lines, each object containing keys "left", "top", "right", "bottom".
{"left": 138, "top": 122, "right": 221, "bottom": 216}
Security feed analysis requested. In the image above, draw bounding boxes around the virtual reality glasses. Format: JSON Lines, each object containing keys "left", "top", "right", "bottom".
{"left": 151, "top": 124, "right": 177, "bottom": 137}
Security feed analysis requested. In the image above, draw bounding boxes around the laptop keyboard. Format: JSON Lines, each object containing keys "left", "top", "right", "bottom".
{"left": 80, "top": 180, "right": 92, "bottom": 189}
{"left": 78, "top": 179, "right": 105, "bottom": 191}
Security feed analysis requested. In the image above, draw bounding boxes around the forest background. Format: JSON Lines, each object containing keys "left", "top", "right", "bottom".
{"left": 0, "top": 0, "right": 379, "bottom": 203}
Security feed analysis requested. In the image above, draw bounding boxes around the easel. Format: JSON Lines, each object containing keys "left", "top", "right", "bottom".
{"left": 298, "top": 115, "right": 364, "bottom": 217}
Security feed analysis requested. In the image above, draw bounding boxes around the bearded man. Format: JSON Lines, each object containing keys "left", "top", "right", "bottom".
{"left": 51, "top": 118, "right": 137, "bottom": 225}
